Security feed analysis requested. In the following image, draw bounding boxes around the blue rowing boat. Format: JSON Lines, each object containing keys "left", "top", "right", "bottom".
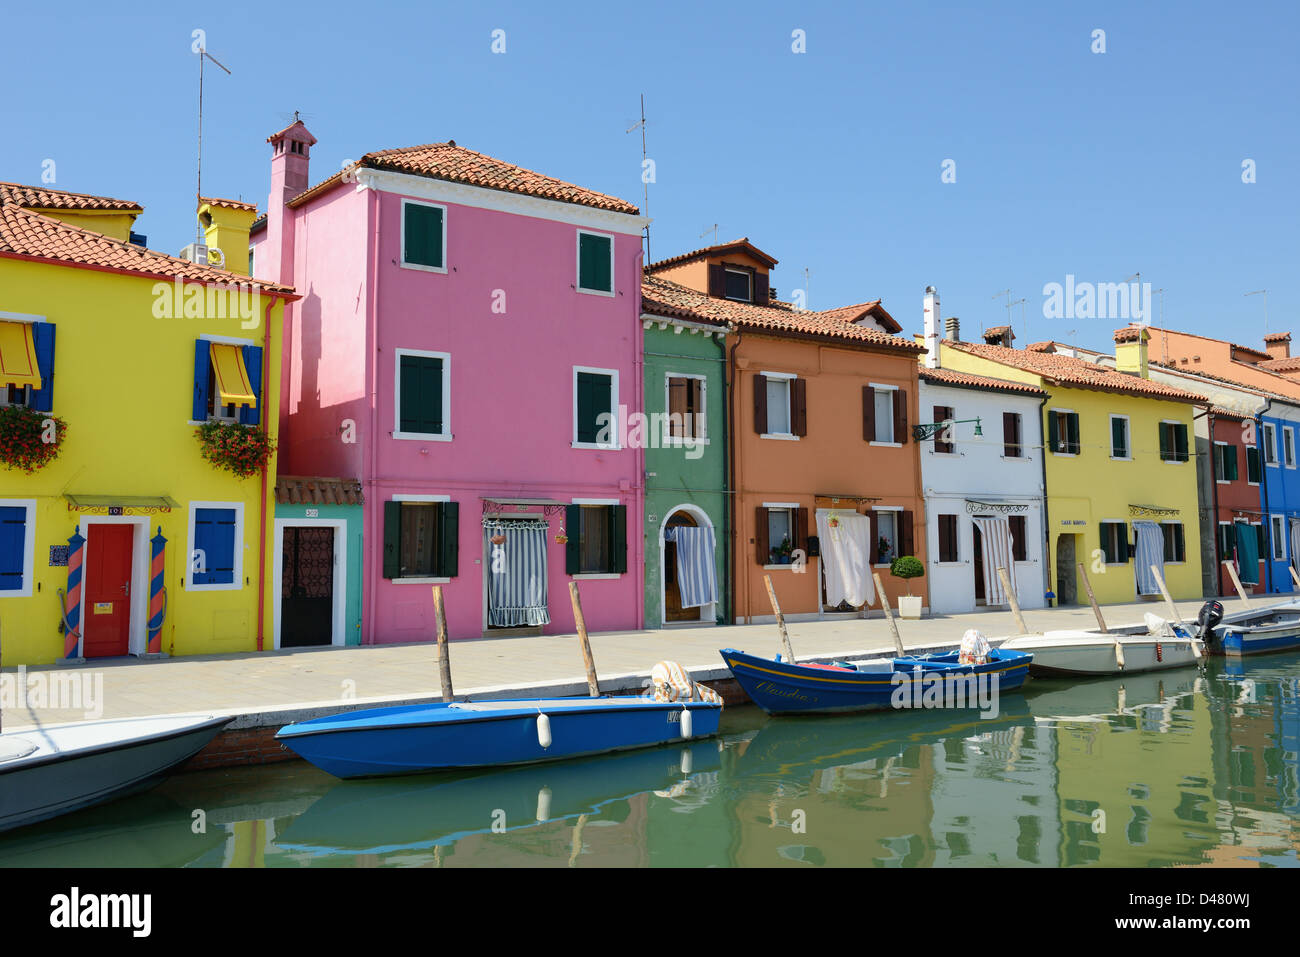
{"left": 719, "top": 648, "right": 1032, "bottom": 716}
{"left": 276, "top": 697, "right": 723, "bottom": 779}
{"left": 1207, "top": 599, "right": 1300, "bottom": 657}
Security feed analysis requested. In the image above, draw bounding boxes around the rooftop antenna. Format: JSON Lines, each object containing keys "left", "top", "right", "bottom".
{"left": 1009, "top": 297, "right": 1027, "bottom": 341}
{"left": 991, "top": 289, "right": 1012, "bottom": 338}
{"left": 700, "top": 223, "right": 719, "bottom": 244}
{"left": 195, "top": 40, "right": 232, "bottom": 243}
{"left": 802, "top": 267, "right": 812, "bottom": 310}
{"left": 626, "top": 94, "right": 650, "bottom": 263}
{"left": 1246, "top": 289, "right": 1268, "bottom": 334}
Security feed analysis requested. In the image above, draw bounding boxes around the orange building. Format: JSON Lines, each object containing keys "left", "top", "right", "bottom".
{"left": 642, "top": 240, "right": 926, "bottom": 622}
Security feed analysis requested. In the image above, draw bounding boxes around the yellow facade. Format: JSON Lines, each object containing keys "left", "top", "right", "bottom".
{"left": 31, "top": 208, "right": 140, "bottom": 243}
{"left": 0, "top": 256, "right": 287, "bottom": 665}
{"left": 943, "top": 349, "right": 1204, "bottom": 604}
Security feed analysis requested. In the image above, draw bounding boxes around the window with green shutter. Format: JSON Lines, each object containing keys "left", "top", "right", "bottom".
{"left": 1247, "top": 446, "right": 1262, "bottom": 483}
{"left": 1048, "top": 410, "right": 1080, "bottom": 454}
{"left": 1160, "top": 422, "right": 1189, "bottom": 462}
{"left": 1110, "top": 416, "right": 1129, "bottom": 458}
{"left": 397, "top": 352, "right": 447, "bottom": 436}
{"left": 1100, "top": 521, "right": 1129, "bottom": 564}
{"left": 564, "top": 503, "right": 627, "bottom": 575}
{"left": 575, "top": 369, "right": 614, "bottom": 446}
{"left": 577, "top": 231, "right": 613, "bottom": 293}
{"left": 402, "top": 200, "right": 445, "bottom": 270}
{"left": 382, "top": 500, "right": 459, "bottom": 579}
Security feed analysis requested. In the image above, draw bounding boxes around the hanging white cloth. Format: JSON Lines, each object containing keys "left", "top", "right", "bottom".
{"left": 815, "top": 511, "right": 875, "bottom": 608}
{"left": 971, "top": 516, "right": 1015, "bottom": 605}
{"left": 664, "top": 526, "right": 717, "bottom": 609}
{"left": 1290, "top": 519, "right": 1300, "bottom": 584}
{"left": 1132, "top": 520, "right": 1164, "bottom": 596}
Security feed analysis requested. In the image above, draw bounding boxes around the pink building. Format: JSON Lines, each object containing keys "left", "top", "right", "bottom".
{"left": 252, "top": 122, "right": 648, "bottom": 643}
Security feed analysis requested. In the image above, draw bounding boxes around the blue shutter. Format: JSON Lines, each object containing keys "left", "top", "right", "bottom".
{"left": 194, "top": 508, "right": 236, "bottom": 585}
{"left": 0, "top": 506, "right": 27, "bottom": 592}
{"left": 29, "top": 322, "right": 55, "bottom": 412}
{"left": 192, "top": 340, "right": 211, "bottom": 421}
{"left": 238, "top": 345, "right": 263, "bottom": 426}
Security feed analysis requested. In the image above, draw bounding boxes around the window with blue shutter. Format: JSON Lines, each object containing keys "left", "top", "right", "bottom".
{"left": 577, "top": 232, "right": 612, "bottom": 293}
{"left": 29, "top": 322, "right": 55, "bottom": 412}
{"left": 193, "top": 507, "right": 237, "bottom": 586}
{"left": 238, "top": 345, "right": 263, "bottom": 426}
{"left": 403, "top": 201, "right": 445, "bottom": 270}
{"left": 192, "top": 339, "right": 211, "bottom": 421}
{"left": 0, "top": 506, "right": 28, "bottom": 593}
{"left": 397, "top": 354, "right": 445, "bottom": 435}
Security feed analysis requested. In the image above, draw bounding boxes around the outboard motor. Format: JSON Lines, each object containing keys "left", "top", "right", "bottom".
{"left": 1195, "top": 600, "right": 1224, "bottom": 648}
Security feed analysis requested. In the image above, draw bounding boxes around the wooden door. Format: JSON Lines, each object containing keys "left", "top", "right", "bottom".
{"left": 281, "top": 526, "right": 335, "bottom": 647}
{"left": 664, "top": 512, "right": 700, "bottom": 622}
{"left": 972, "top": 522, "right": 986, "bottom": 603}
{"left": 83, "top": 524, "right": 134, "bottom": 657}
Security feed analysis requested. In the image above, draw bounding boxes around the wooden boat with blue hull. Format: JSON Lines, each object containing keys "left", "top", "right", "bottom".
{"left": 1212, "top": 607, "right": 1300, "bottom": 657}
{"left": 276, "top": 696, "right": 723, "bottom": 779}
{"left": 719, "top": 648, "right": 1032, "bottom": 716}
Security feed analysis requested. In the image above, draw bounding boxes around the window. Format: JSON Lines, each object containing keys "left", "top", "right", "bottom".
{"left": 756, "top": 505, "right": 806, "bottom": 565}
{"left": 382, "top": 500, "right": 459, "bottom": 580}
{"left": 0, "top": 385, "right": 32, "bottom": 409}
{"left": 577, "top": 230, "right": 613, "bottom": 294}
{"left": 1263, "top": 423, "right": 1277, "bottom": 465}
{"left": 0, "top": 502, "right": 34, "bottom": 596}
{"left": 192, "top": 338, "right": 262, "bottom": 426}
{"left": 1110, "top": 415, "right": 1130, "bottom": 459}
{"left": 1286, "top": 428, "right": 1296, "bottom": 468}
{"left": 574, "top": 367, "right": 618, "bottom": 448}
{"left": 1002, "top": 412, "right": 1022, "bottom": 457}
{"left": 938, "top": 514, "right": 959, "bottom": 562}
{"left": 768, "top": 508, "right": 793, "bottom": 562}
{"left": 1047, "top": 409, "right": 1080, "bottom": 454}
{"left": 1161, "top": 522, "right": 1186, "bottom": 563}
{"left": 1256, "top": 522, "right": 1266, "bottom": 558}
{"left": 565, "top": 503, "right": 628, "bottom": 575}
{"left": 402, "top": 199, "right": 446, "bottom": 271}
{"left": 876, "top": 511, "right": 898, "bottom": 565}
{"left": 1272, "top": 515, "right": 1287, "bottom": 561}
{"left": 1214, "top": 442, "right": 1238, "bottom": 482}
{"left": 395, "top": 349, "right": 451, "bottom": 439}
{"left": 665, "top": 375, "right": 706, "bottom": 441}
{"left": 188, "top": 504, "right": 243, "bottom": 589}
{"left": 1099, "top": 521, "right": 1129, "bottom": 565}
{"left": 933, "top": 405, "right": 956, "bottom": 453}
{"left": 1217, "top": 522, "right": 1234, "bottom": 560}
{"left": 724, "top": 268, "right": 752, "bottom": 302}
{"left": 1158, "top": 421, "right": 1189, "bottom": 462}
{"left": 1247, "top": 446, "right": 1262, "bottom": 484}
{"left": 755, "top": 373, "right": 806, "bottom": 438}
{"left": 863, "top": 385, "right": 906, "bottom": 445}
{"left": 1009, "top": 515, "right": 1028, "bottom": 562}
{"left": 0, "top": 319, "right": 53, "bottom": 412}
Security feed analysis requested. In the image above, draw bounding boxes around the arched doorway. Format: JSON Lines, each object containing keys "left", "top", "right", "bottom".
{"left": 659, "top": 505, "right": 717, "bottom": 626}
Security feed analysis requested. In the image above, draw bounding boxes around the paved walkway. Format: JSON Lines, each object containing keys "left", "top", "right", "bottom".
{"left": 0, "top": 596, "right": 1233, "bottom": 731}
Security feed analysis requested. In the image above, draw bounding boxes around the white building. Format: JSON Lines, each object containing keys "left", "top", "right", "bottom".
{"left": 917, "top": 287, "right": 1050, "bottom": 614}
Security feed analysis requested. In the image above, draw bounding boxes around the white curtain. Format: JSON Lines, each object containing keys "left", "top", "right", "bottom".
{"left": 1132, "top": 520, "right": 1165, "bottom": 596}
{"left": 485, "top": 520, "right": 550, "bottom": 627}
{"left": 815, "top": 511, "right": 875, "bottom": 608}
{"left": 972, "top": 516, "right": 1015, "bottom": 605}
{"left": 1290, "top": 519, "right": 1300, "bottom": 586}
{"left": 665, "top": 526, "right": 717, "bottom": 609}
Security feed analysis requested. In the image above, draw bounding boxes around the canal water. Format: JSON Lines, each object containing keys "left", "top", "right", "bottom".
{"left": 2, "top": 654, "right": 1297, "bottom": 867}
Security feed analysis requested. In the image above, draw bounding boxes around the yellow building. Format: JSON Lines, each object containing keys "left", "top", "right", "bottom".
{"left": 0, "top": 183, "right": 295, "bottom": 664}
{"left": 940, "top": 327, "right": 1207, "bottom": 604}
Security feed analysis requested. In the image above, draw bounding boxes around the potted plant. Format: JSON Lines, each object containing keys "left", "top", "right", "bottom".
{"left": 554, "top": 526, "right": 568, "bottom": 545}
{"left": 0, "top": 407, "right": 67, "bottom": 473}
{"left": 877, "top": 536, "right": 892, "bottom": 564}
{"left": 890, "top": 555, "right": 925, "bottom": 618}
{"left": 827, "top": 512, "right": 840, "bottom": 529}
{"left": 195, "top": 421, "right": 275, "bottom": 478}
{"left": 776, "top": 536, "right": 793, "bottom": 564}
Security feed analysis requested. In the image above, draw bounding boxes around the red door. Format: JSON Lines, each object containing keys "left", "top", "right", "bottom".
{"left": 83, "top": 524, "right": 134, "bottom": 658}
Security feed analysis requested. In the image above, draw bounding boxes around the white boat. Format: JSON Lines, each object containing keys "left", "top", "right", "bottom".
{"left": 1210, "top": 598, "right": 1300, "bottom": 657}
{"left": 0, "top": 714, "right": 231, "bottom": 833}
{"left": 999, "top": 614, "right": 1202, "bottom": 676}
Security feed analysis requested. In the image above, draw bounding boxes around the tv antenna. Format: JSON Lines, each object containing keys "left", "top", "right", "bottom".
{"left": 700, "top": 223, "right": 719, "bottom": 244}
{"left": 802, "top": 267, "right": 812, "bottom": 310}
{"left": 196, "top": 41, "right": 232, "bottom": 243}
{"left": 1246, "top": 289, "right": 1268, "bottom": 333}
{"left": 626, "top": 94, "right": 651, "bottom": 262}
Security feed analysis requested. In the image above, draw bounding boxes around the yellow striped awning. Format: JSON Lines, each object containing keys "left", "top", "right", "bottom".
{"left": 210, "top": 342, "right": 256, "bottom": 409}
{"left": 0, "top": 321, "right": 41, "bottom": 391}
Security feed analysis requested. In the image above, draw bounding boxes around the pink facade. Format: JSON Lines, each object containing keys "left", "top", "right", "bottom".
{"left": 254, "top": 124, "right": 646, "bottom": 642}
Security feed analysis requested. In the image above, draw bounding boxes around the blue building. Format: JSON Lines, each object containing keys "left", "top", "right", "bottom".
{"left": 1256, "top": 399, "right": 1300, "bottom": 593}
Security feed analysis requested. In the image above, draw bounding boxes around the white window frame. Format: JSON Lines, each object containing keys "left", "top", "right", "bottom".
{"left": 761, "top": 371, "right": 798, "bottom": 441}
{"left": 1247, "top": 445, "right": 1261, "bottom": 487}
{"left": 1159, "top": 419, "right": 1188, "bottom": 464}
{"left": 1285, "top": 427, "right": 1296, "bottom": 469}
{"left": 870, "top": 382, "right": 900, "bottom": 447}
{"left": 573, "top": 365, "right": 620, "bottom": 450}
{"left": 873, "top": 506, "right": 902, "bottom": 567}
{"left": 1252, "top": 520, "right": 1265, "bottom": 567}
{"left": 185, "top": 501, "right": 245, "bottom": 592}
{"left": 762, "top": 502, "right": 799, "bottom": 569}
{"left": 0, "top": 384, "right": 32, "bottom": 409}
{"left": 1050, "top": 408, "right": 1079, "bottom": 457}
{"left": 1272, "top": 515, "right": 1287, "bottom": 561}
{"left": 1214, "top": 441, "right": 1231, "bottom": 485}
{"left": 1263, "top": 423, "right": 1278, "bottom": 466}
{"left": 723, "top": 267, "right": 752, "bottom": 303}
{"left": 1099, "top": 519, "right": 1128, "bottom": 566}
{"left": 1002, "top": 411, "right": 1024, "bottom": 460}
{"left": 0, "top": 498, "right": 36, "bottom": 597}
{"left": 575, "top": 229, "right": 615, "bottom": 297}
{"left": 1109, "top": 414, "right": 1131, "bottom": 461}
{"left": 1159, "top": 520, "right": 1186, "bottom": 565}
{"left": 389, "top": 494, "right": 452, "bottom": 584}
{"left": 400, "top": 198, "right": 448, "bottom": 274}
{"left": 662, "top": 372, "right": 709, "bottom": 446}
{"left": 393, "top": 348, "right": 453, "bottom": 441}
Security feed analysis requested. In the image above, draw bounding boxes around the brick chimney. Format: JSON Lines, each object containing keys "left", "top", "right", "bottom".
{"left": 1114, "top": 325, "right": 1150, "bottom": 378}
{"left": 1264, "top": 331, "right": 1291, "bottom": 360}
{"left": 945, "top": 316, "right": 961, "bottom": 342}
{"left": 983, "top": 325, "right": 1015, "bottom": 348}
{"left": 263, "top": 117, "right": 316, "bottom": 287}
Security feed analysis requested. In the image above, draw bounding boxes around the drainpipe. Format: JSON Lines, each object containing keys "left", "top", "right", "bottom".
{"left": 256, "top": 294, "right": 275, "bottom": 650}
{"left": 633, "top": 248, "right": 645, "bottom": 630}
{"left": 1258, "top": 400, "right": 1273, "bottom": 595}
{"left": 365, "top": 184, "right": 382, "bottom": 644}
{"left": 1207, "top": 410, "right": 1222, "bottom": 597}
{"left": 1037, "top": 394, "right": 1050, "bottom": 604}
{"left": 727, "top": 327, "right": 742, "bottom": 625}
{"left": 718, "top": 328, "right": 731, "bottom": 627}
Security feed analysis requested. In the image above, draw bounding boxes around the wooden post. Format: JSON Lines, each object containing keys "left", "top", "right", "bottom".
{"left": 1149, "top": 565, "right": 1183, "bottom": 624}
{"left": 763, "top": 575, "right": 798, "bottom": 663}
{"left": 1222, "top": 560, "right": 1251, "bottom": 607}
{"left": 996, "top": 567, "right": 1028, "bottom": 634}
{"left": 1076, "top": 562, "right": 1109, "bottom": 634}
{"left": 568, "top": 581, "right": 601, "bottom": 697}
{"left": 872, "top": 571, "right": 906, "bottom": 657}
{"left": 1289, "top": 565, "right": 1300, "bottom": 591}
{"left": 432, "top": 585, "right": 454, "bottom": 703}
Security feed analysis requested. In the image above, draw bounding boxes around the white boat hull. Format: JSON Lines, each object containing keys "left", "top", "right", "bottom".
{"left": 1000, "top": 630, "right": 1200, "bottom": 676}
{"left": 0, "top": 714, "right": 231, "bottom": 833}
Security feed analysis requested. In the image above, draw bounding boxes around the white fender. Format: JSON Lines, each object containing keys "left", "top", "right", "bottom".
{"left": 680, "top": 708, "right": 693, "bottom": 739}
{"left": 536, "top": 786, "right": 552, "bottom": 822}
{"left": 681, "top": 748, "right": 693, "bottom": 774}
{"left": 537, "top": 712, "right": 552, "bottom": 749}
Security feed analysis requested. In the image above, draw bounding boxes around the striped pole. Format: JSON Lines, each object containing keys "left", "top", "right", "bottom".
{"left": 63, "top": 530, "right": 85, "bottom": 660}
{"left": 148, "top": 527, "right": 167, "bottom": 654}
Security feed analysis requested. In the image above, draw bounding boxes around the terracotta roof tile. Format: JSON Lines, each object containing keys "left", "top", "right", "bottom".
{"left": 0, "top": 181, "right": 141, "bottom": 212}
{"left": 642, "top": 276, "right": 921, "bottom": 353}
{"left": 275, "top": 476, "right": 364, "bottom": 506}
{"left": 1113, "top": 326, "right": 1148, "bottom": 343}
{"left": 1264, "top": 332, "right": 1291, "bottom": 343}
{"left": 1258, "top": 356, "right": 1300, "bottom": 373}
{"left": 645, "top": 238, "right": 778, "bottom": 272}
{"left": 199, "top": 196, "right": 257, "bottom": 213}
{"left": 289, "top": 142, "right": 639, "bottom": 215}
{"left": 1025, "top": 340, "right": 1056, "bottom": 352}
{"left": 984, "top": 325, "right": 1012, "bottom": 336}
{"left": 918, "top": 366, "right": 1046, "bottom": 397}
{"left": 948, "top": 341, "right": 1207, "bottom": 404}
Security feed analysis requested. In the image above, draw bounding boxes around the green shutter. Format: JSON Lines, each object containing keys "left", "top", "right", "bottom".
{"left": 1119, "top": 522, "right": 1130, "bottom": 562}
{"left": 1111, "top": 418, "right": 1126, "bottom": 457}
{"left": 1101, "top": 523, "right": 1110, "bottom": 564}
{"left": 1175, "top": 424, "right": 1189, "bottom": 461}
{"left": 1247, "top": 446, "right": 1261, "bottom": 483}
{"left": 399, "top": 355, "right": 443, "bottom": 434}
{"left": 1159, "top": 424, "right": 1170, "bottom": 460}
{"left": 437, "top": 501, "right": 459, "bottom": 578}
{"left": 1066, "top": 413, "right": 1080, "bottom": 453}
{"left": 383, "top": 501, "right": 402, "bottom": 579}
{"left": 1047, "top": 411, "right": 1059, "bottom": 452}
{"left": 565, "top": 504, "right": 581, "bottom": 575}
{"left": 578, "top": 233, "right": 612, "bottom": 292}
{"left": 1226, "top": 446, "right": 1239, "bottom": 481}
{"left": 404, "top": 202, "right": 444, "bottom": 268}
{"left": 576, "top": 372, "right": 611, "bottom": 444}
{"left": 611, "top": 505, "right": 627, "bottom": 574}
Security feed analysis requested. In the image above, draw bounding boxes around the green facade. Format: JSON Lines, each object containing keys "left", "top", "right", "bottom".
{"left": 275, "top": 502, "right": 365, "bottom": 646}
{"left": 642, "top": 319, "right": 729, "bottom": 628}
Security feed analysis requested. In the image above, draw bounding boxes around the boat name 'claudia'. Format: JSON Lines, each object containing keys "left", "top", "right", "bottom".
{"left": 890, "top": 667, "right": 1000, "bottom": 719}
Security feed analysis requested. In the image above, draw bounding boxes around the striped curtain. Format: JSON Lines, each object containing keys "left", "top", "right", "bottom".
{"left": 485, "top": 520, "right": 551, "bottom": 627}
{"left": 1132, "top": 520, "right": 1164, "bottom": 596}
{"left": 665, "top": 526, "right": 717, "bottom": 608}
{"left": 971, "top": 516, "right": 1015, "bottom": 605}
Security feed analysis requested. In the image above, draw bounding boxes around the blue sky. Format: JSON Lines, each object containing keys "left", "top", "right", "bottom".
{"left": 4, "top": 1, "right": 1296, "bottom": 354}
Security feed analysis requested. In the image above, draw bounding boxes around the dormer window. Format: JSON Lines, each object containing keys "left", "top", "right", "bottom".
{"left": 724, "top": 268, "right": 752, "bottom": 303}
